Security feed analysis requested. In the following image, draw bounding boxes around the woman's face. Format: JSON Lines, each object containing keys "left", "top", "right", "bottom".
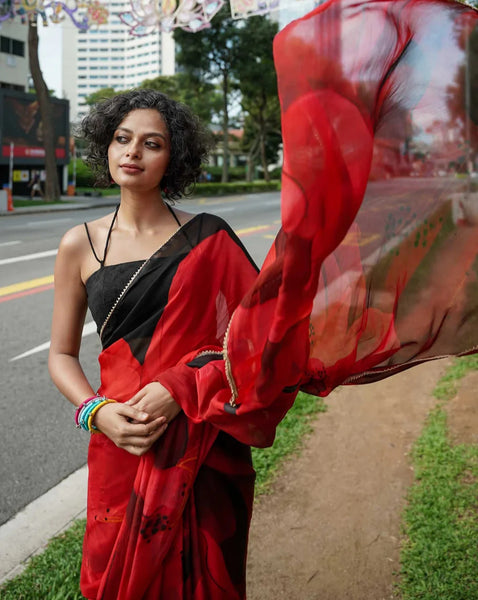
{"left": 108, "top": 108, "right": 171, "bottom": 193}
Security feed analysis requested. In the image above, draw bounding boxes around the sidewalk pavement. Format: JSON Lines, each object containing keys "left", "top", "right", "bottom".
{"left": 0, "top": 194, "right": 120, "bottom": 216}
{"left": 0, "top": 467, "right": 88, "bottom": 584}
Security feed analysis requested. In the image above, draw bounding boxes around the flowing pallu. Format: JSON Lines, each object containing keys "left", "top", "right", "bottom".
{"left": 222, "top": 0, "right": 478, "bottom": 416}
{"left": 83, "top": 1, "right": 478, "bottom": 598}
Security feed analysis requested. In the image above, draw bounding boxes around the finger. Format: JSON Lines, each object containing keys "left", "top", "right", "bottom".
{"left": 125, "top": 389, "right": 147, "bottom": 406}
{"left": 154, "top": 422, "right": 169, "bottom": 441}
{"left": 120, "top": 423, "right": 168, "bottom": 452}
{"left": 117, "top": 403, "right": 150, "bottom": 422}
{"left": 121, "top": 416, "right": 167, "bottom": 437}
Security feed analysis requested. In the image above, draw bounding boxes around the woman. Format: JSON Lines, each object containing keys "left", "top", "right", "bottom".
{"left": 50, "top": 0, "right": 478, "bottom": 595}
{"left": 49, "top": 89, "right": 267, "bottom": 599}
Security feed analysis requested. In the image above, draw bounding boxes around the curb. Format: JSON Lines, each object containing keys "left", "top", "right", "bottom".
{"left": 0, "top": 197, "right": 119, "bottom": 217}
{"left": 0, "top": 466, "right": 87, "bottom": 585}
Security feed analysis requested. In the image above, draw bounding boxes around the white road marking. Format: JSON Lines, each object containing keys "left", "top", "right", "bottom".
{"left": 0, "top": 249, "right": 57, "bottom": 266}
{"left": 27, "top": 218, "right": 73, "bottom": 227}
{"left": 212, "top": 206, "right": 235, "bottom": 213}
{"left": 0, "top": 241, "right": 21, "bottom": 247}
{"left": 9, "top": 321, "right": 97, "bottom": 362}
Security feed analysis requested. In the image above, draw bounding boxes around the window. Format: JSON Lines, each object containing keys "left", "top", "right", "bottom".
{"left": 0, "top": 36, "right": 25, "bottom": 57}
{"left": 0, "top": 82, "right": 25, "bottom": 91}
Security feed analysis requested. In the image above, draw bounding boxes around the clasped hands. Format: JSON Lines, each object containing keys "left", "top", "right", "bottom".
{"left": 93, "top": 382, "right": 181, "bottom": 456}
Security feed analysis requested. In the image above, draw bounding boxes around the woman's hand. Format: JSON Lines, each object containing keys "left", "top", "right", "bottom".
{"left": 126, "top": 382, "right": 182, "bottom": 423}
{"left": 92, "top": 401, "right": 168, "bottom": 456}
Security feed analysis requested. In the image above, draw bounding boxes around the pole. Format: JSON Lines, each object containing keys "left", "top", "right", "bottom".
{"left": 73, "top": 143, "right": 77, "bottom": 188}
{"left": 7, "top": 142, "right": 14, "bottom": 211}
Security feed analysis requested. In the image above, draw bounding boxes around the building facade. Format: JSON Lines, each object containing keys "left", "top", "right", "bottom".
{"left": 0, "top": 21, "right": 28, "bottom": 91}
{"left": 0, "top": 22, "right": 70, "bottom": 194}
{"left": 55, "top": 1, "right": 175, "bottom": 122}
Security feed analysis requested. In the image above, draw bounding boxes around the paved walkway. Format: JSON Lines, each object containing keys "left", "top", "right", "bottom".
{"left": 0, "top": 195, "right": 120, "bottom": 217}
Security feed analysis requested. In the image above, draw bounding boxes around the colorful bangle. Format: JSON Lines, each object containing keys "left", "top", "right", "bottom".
{"left": 76, "top": 396, "right": 116, "bottom": 432}
{"left": 75, "top": 394, "right": 100, "bottom": 427}
{"left": 88, "top": 398, "right": 116, "bottom": 432}
{"left": 79, "top": 400, "right": 100, "bottom": 431}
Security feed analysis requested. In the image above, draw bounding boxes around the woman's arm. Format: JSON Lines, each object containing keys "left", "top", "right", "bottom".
{"left": 49, "top": 226, "right": 96, "bottom": 405}
{"left": 49, "top": 226, "right": 167, "bottom": 456}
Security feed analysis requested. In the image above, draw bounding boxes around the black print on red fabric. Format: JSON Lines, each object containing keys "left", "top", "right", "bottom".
{"left": 140, "top": 511, "right": 172, "bottom": 542}
{"left": 154, "top": 413, "right": 189, "bottom": 469}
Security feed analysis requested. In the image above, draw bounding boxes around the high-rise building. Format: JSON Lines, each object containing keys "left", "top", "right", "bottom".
{"left": 39, "top": 0, "right": 175, "bottom": 123}
{"left": 0, "top": 21, "right": 29, "bottom": 91}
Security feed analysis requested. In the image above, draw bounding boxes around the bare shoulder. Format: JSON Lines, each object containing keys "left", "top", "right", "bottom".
{"left": 59, "top": 211, "right": 115, "bottom": 255}
{"left": 58, "top": 223, "right": 89, "bottom": 257}
{"left": 171, "top": 206, "right": 196, "bottom": 226}
{"left": 59, "top": 211, "right": 118, "bottom": 282}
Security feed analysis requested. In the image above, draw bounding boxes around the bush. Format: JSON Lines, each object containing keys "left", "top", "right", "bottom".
{"left": 269, "top": 167, "right": 282, "bottom": 180}
{"left": 192, "top": 180, "right": 280, "bottom": 196}
{"left": 68, "top": 159, "right": 95, "bottom": 188}
{"left": 204, "top": 166, "right": 247, "bottom": 182}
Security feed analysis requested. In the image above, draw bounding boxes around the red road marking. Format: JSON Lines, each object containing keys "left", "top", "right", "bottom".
{"left": 0, "top": 283, "right": 54, "bottom": 304}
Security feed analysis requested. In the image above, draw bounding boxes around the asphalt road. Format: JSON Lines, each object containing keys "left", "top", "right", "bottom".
{"left": 0, "top": 192, "right": 282, "bottom": 526}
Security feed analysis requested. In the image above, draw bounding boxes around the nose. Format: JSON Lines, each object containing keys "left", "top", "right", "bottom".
{"left": 126, "top": 139, "right": 141, "bottom": 158}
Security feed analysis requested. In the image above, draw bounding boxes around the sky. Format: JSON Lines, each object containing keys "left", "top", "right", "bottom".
{"left": 37, "top": 23, "right": 63, "bottom": 97}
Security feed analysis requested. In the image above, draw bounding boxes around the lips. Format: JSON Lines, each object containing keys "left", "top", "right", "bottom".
{"left": 120, "top": 163, "right": 143, "bottom": 173}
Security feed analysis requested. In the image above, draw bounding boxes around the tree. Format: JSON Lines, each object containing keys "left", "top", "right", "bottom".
{"left": 86, "top": 74, "right": 221, "bottom": 127}
{"left": 85, "top": 87, "right": 117, "bottom": 106}
{"left": 235, "top": 16, "right": 281, "bottom": 182}
{"left": 139, "top": 74, "right": 221, "bottom": 126}
{"left": 174, "top": 6, "right": 242, "bottom": 183}
{"left": 446, "top": 20, "right": 478, "bottom": 172}
{"left": 28, "top": 18, "right": 61, "bottom": 200}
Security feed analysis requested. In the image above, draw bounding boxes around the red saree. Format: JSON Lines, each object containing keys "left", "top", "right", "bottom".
{"left": 82, "top": 215, "right": 260, "bottom": 599}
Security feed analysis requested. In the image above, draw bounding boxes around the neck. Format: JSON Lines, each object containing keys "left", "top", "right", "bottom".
{"left": 117, "top": 188, "right": 171, "bottom": 232}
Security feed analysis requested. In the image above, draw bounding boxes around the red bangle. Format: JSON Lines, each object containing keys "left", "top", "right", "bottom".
{"left": 74, "top": 394, "right": 99, "bottom": 427}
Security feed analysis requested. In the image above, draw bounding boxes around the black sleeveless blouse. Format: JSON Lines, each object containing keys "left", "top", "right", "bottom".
{"left": 84, "top": 204, "right": 181, "bottom": 334}
{"left": 85, "top": 261, "right": 144, "bottom": 333}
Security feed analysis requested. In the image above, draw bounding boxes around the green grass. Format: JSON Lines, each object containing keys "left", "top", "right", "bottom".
{"left": 74, "top": 187, "right": 120, "bottom": 197}
{"left": 12, "top": 198, "right": 77, "bottom": 208}
{"left": 0, "top": 391, "right": 325, "bottom": 599}
{"left": 398, "top": 355, "right": 478, "bottom": 600}
{"left": 0, "top": 520, "right": 85, "bottom": 600}
{"left": 252, "top": 391, "right": 327, "bottom": 495}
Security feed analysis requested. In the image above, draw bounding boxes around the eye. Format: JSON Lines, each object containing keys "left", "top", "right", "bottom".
{"left": 145, "top": 140, "right": 161, "bottom": 149}
{"left": 114, "top": 135, "right": 128, "bottom": 144}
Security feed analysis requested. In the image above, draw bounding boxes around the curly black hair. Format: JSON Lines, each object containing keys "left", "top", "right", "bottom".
{"left": 79, "top": 89, "right": 214, "bottom": 201}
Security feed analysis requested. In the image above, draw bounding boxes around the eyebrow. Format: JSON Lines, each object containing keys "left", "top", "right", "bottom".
{"left": 116, "top": 126, "right": 168, "bottom": 142}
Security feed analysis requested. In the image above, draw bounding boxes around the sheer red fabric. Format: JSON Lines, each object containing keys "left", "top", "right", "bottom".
{"left": 225, "top": 0, "right": 478, "bottom": 415}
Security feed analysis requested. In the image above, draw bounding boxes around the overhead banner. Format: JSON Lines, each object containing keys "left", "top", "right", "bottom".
{"left": 230, "top": 0, "right": 317, "bottom": 20}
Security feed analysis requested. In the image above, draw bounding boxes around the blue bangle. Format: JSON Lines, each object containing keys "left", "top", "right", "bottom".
{"left": 78, "top": 396, "right": 106, "bottom": 432}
